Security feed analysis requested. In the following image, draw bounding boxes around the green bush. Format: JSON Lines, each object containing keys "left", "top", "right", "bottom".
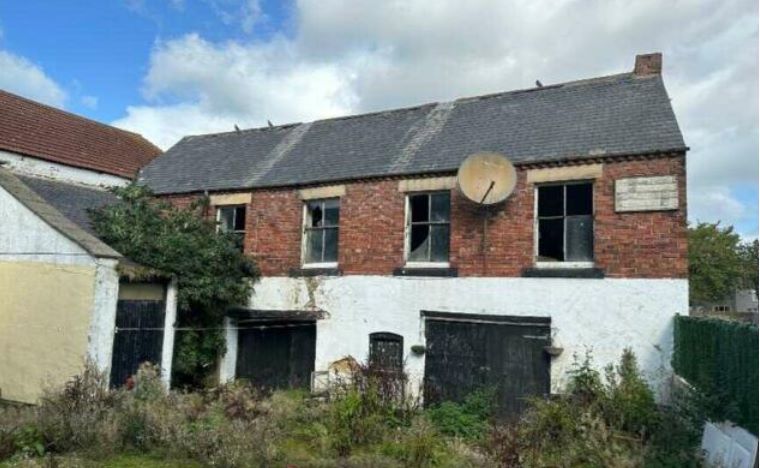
{"left": 426, "top": 389, "right": 494, "bottom": 440}
{"left": 487, "top": 349, "right": 704, "bottom": 467}
{"left": 89, "top": 184, "right": 259, "bottom": 388}
{"left": 603, "top": 349, "right": 659, "bottom": 436}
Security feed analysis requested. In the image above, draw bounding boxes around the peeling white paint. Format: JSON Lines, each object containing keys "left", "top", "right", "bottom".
{"left": 160, "top": 279, "right": 178, "bottom": 389}
{"left": 242, "top": 276, "right": 687, "bottom": 398}
{"left": 220, "top": 317, "right": 238, "bottom": 383}
{"left": 87, "top": 258, "right": 120, "bottom": 374}
{"left": 0, "top": 183, "right": 95, "bottom": 265}
{"left": 0, "top": 150, "right": 130, "bottom": 188}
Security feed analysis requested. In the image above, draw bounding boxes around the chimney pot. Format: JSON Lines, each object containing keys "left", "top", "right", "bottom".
{"left": 634, "top": 53, "right": 662, "bottom": 76}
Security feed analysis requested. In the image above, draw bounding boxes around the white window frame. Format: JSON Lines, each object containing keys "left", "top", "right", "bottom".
{"left": 533, "top": 180, "right": 595, "bottom": 268}
{"left": 301, "top": 198, "right": 340, "bottom": 268}
{"left": 404, "top": 191, "right": 451, "bottom": 268}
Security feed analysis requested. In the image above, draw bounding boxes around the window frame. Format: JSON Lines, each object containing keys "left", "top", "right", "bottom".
{"left": 404, "top": 191, "right": 451, "bottom": 267}
{"left": 301, "top": 197, "right": 340, "bottom": 268}
{"left": 215, "top": 204, "right": 247, "bottom": 251}
{"left": 369, "top": 332, "right": 404, "bottom": 372}
{"left": 533, "top": 180, "right": 595, "bottom": 268}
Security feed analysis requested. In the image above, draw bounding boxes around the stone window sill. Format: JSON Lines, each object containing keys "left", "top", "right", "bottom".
{"left": 393, "top": 267, "right": 458, "bottom": 277}
{"left": 521, "top": 267, "right": 605, "bottom": 279}
{"left": 289, "top": 267, "right": 342, "bottom": 277}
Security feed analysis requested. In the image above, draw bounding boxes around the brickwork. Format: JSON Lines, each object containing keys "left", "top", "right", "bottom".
{"left": 162, "top": 154, "right": 687, "bottom": 279}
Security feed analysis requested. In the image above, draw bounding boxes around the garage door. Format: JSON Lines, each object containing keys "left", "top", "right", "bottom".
{"left": 423, "top": 312, "right": 551, "bottom": 418}
{"left": 236, "top": 321, "right": 316, "bottom": 391}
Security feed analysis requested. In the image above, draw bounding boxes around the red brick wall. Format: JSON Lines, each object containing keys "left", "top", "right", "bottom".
{"left": 162, "top": 154, "right": 687, "bottom": 279}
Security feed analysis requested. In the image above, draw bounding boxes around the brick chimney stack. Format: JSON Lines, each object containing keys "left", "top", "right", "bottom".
{"left": 634, "top": 53, "right": 662, "bottom": 76}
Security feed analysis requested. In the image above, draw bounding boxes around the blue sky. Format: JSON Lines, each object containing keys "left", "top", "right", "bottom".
{"left": 0, "top": 0, "right": 757, "bottom": 239}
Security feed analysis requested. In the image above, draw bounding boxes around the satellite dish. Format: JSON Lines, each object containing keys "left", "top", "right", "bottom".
{"left": 456, "top": 152, "right": 517, "bottom": 205}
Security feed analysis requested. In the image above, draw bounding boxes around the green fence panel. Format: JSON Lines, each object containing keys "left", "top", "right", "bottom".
{"left": 673, "top": 316, "right": 759, "bottom": 434}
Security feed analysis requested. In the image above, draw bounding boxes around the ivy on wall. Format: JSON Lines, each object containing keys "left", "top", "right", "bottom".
{"left": 672, "top": 315, "right": 758, "bottom": 434}
{"left": 90, "top": 184, "right": 259, "bottom": 388}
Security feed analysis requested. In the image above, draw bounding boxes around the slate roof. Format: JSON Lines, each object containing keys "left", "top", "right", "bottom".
{"left": 0, "top": 90, "right": 162, "bottom": 179}
{"left": 0, "top": 169, "right": 121, "bottom": 258}
{"left": 17, "top": 175, "right": 119, "bottom": 238}
{"left": 139, "top": 72, "right": 686, "bottom": 195}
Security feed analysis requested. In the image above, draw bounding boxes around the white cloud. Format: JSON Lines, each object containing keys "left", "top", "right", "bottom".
{"left": 113, "top": 34, "right": 356, "bottom": 148}
{"left": 80, "top": 95, "right": 98, "bottom": 109}
{"left": 115, "top": 0, "right": 758, "bottom": 232}
{"left": 204, "top": 0, "right": 266, "bottom": 34}
{"left": 691, "top": 186, "right": 750, "bottom": 225}
{"left": 0, "top": 50, "right": 66, "bottom": 107}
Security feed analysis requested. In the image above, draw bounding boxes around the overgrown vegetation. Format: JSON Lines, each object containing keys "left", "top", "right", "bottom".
{"left": 688, "top": 222, "right": 758, "bottom": 304}
{"left": 487, "top": 349, "right": 707, "bottom": 467}
{"left": 89, "top": 184, "right": 259, "bottom": 387}
{"left": 1, "top": 351, "right": 707, "bottom": 467}
{"left": 673, "top": 315, "right": 759, "bottom": 434}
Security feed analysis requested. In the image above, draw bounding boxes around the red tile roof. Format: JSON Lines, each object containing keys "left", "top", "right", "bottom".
{"left": 0, "top": 89, "right": 162, "bottom": 178}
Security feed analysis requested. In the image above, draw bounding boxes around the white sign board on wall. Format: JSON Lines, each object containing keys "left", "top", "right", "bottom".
{"left": 615, "top": 175, "right": 678, "bottom": 212}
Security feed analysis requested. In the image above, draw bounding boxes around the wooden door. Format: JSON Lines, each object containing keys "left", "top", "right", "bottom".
{"left": 423, "top": 313, "right": 550, "bottom": 419}
{"left": 235, "top": 321, "right": 316, "bottom": 391}
{"left": 110, "top": 300, "right": 165, "bottom": 388}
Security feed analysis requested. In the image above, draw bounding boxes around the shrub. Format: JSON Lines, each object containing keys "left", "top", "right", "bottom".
{"left": 89, "top": 184, "right": 259, "bottom": 388}
{"left": 603, "top": 348, "right": 659, "bottom": 436}
{"left": 379, "top": 416, "right": 443, "bottom": 466}
{"left": 327, "top": 388, "right": 390, "bottom": 455}
{"left": 0, "top": 405, "right": 43, "bottom": 461}
{"left": 36, "top": 363, "right": 121, "bottom": 453}
{"left": 487, "top": 349, "right": 704, "bottom": 467}
{"left": 426, "top": 389, "right": 494, "bottom": 440}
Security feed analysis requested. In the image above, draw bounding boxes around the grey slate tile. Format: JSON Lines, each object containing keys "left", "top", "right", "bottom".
{"left": 139, "top": 73, "right": 686, "bottom": 194}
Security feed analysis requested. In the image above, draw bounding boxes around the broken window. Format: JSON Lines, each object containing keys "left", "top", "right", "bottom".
{"left": 217, "top": 205, "right": 246, "bottom": 251}
{"left": 407, "top": 192, "right": 450, "bottom": 263}
{"left": 369, "top": 332, "right": 403, "bottom": 371}
{"left": 537, "top": 182, "right": 593, "bottom": 262}
{"left": 303, "top": 198, "right": 339, "bottom": 264}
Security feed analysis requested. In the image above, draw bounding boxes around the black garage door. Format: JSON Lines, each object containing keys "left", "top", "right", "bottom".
{"left": 423, "top": 312, "right": 551, "bottom": 418}
{"left": 110, "top": 300, "right": 165, "bottom": 388}
{"left": 236, "top": 321, "right": 316, "bottom": 391}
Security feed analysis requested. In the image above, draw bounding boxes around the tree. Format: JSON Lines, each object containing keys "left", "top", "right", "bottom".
{"left": 89, "top": 184, "right": 259, "bottom": 387}
{"left": 738, "top": 239, "right": 759, "bottom": 293}
{"left": 688, "top": 222, "right": 745, "bottom": 304}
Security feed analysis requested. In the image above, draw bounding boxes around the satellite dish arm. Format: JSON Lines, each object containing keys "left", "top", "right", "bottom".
{"left": 479, "top": 181, "right": 496, "bottom": 204}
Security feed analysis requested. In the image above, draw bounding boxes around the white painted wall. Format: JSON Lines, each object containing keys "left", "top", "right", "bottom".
{"left": 237, "top": 276, "right": 687, "bottom": 398}
{"left": 0, "top": 182, "right": 121, "bottom": 380}
{"left": 0, "top": 184, "right": 95, "bottom": 266}
{"left": 160, "top": 279, "right": 178, "bottom": 388}
{"left": 220, "top": 317, "right": 239, "bottom": 384}
{"left": 0, "top": 150, "right": 129, "bottom": 188}
{"left": 87, "top": 258, "right": 120, "bottom": 372}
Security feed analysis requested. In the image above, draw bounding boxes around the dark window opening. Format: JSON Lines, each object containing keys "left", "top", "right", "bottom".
{"left": 537, "top": 182, "right": 593, "bottom": 262}
{"left": 217, "top": 205, "right": 246, "bottom": 251}
{"left": 369, "top": 332, "right": 403, "bottom": 371}
{"left": 304, "top": 198, "right": 339, "bottom": 264}
{"left": 408, "top": 192, "right": 450, "bottom": 262}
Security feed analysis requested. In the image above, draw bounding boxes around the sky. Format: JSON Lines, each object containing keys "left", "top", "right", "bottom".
{"left": 0, "top": 0, "right": 757, "bottom": 239}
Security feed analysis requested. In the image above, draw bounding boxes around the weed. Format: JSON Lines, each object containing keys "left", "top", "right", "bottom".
{"left": 426, "top": 388, "right": 494, "bottom": 440}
